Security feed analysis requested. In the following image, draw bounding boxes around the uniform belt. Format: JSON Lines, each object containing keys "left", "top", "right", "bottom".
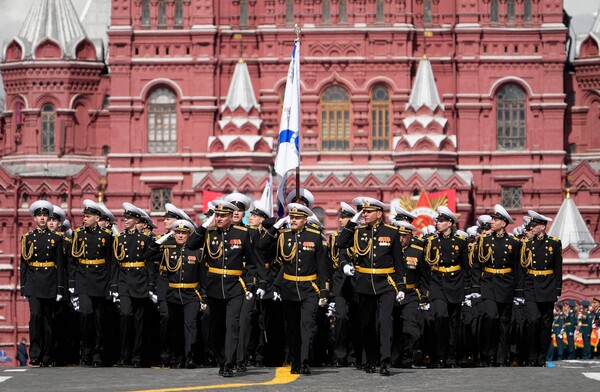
{"left": 208, "top": 267, "right": 244, "bottom": 277}
{"left": 79, "top": 258, "right": 106, "bottom": 265}
{"left": 355, "top": 266, "right": 395, "bottom": 275}
{"left": 29, "top": 261, "right": 55, "bottom": 268}
{"left": 169, "top": 282, "right": 199, "bottom": 289}
{"left": 484, "top": 267, "right": 512, "bottom": 275}
{"left": 120, "top": 262, "right": 146, "bottom": 268}
{"left": 432, "top": 265, "right": 461, "bottom": 273}
{"left": 405, "top": 283, "right": 416, "bottom": 290}
{"left": 264, "top": 263, "right": 270, "bottom": 269}
{"left": 527, "top": 269, "right": 554, "bottom": 276}
{"left": 283, "top": 273, "right": 317, "bottom": 282}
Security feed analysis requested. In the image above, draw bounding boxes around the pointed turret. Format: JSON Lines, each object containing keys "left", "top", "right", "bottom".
{"left": 218, "top": 58, "right": 262, "bottom": 131}
{"left": 548, "top": 192, "right": 596, "bottom": 254}
{"left": 403, "top": 56, "right": 447, "bottom": 130}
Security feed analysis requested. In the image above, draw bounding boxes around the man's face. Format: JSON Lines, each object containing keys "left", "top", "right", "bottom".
{"left": 135, "top": 222, "right": 148, "bottom": 232}
{"left": 529, "top": 223, "right": 546, "bottom": 237}
{"left": 163, "top": 217, "right": 176, "bottom": 231}
{"left": 435, "top": 219, "right": 452, "bottom": 233}
{"left": 232, "top": 210, "right": 245, "bottom": 224}
{"left": 98, "top": 218, "right": 110, "bottom": 228}
{"left": 215, "top": 213, "right": 232, "bottom": 229}
{"left": 124, "top": 216, "right": 139, "bottom": 230}
{"left": 339, "top": 215, "right": 351, "bottom": 229}
{"left": 174, "top": 230, "right": 190, "bottom": 245}
{"left": 491, "top": 217, "right": 507, "bottom": 233}
{"left": 362, "top": 210, "right": 382, "bottom": 226}
{"left": 34, "top": 213, "right": 49, "bottom": 229}
{"left": 83, "top": 213, "right": 99, "bottom": 228}
{"left": 248, "top": 213, "right": 264, "bottom": 228}
{"left": 290, "top": 215, "right": 307, "bottom": 231}
{"left": 591, "top": 299, "right": 599, "bottom": 309}
{"left": 47, "top": 218, "right": 60, "bottom": 231}
{"left": 400, "top": 232, "right": 412, "bottom": 247}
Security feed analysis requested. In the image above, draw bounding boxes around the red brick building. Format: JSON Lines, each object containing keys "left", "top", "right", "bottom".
{"left": 0, "top": 0, "right": 599, "bottom": 363}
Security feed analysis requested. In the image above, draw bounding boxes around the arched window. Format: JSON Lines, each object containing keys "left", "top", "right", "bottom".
{"left": 339, "top": 0, "right": 347, "bottom": 23}
{"left": 524, "top": 0, "right": 532, "bottom": 23}
{"left": 158, "top": 0, "right": 167, "bottom": 26}
{"left": 323, "top": 0, "right": 331, "bottom": 24}
{"left": 240, "top": 0, "right": 249, "bottom": 26}
{"left": 148, "top": 87, "right": 177, "bottom": 153}
{"left": 507, "top": 0, "right": 516, "bottom": 23}
{"left": 376, "top": 0, "right": 384, "bottom": 23}
{"left": 321, "top": 86, "right": 351, "bottom": 151}
{"left": 142, "top": 0, "right": 150, "bottom": 26}
{"left": 286, "top": 0, "right": 294, "bottom": 24}
{"left": 370, "top": 84, "right": 391, "bottom": 150}
{"left": 490, "top": 0, "right": 499, "bottom": 23}
{"left": 496, "top": 84, "right": 526, "bottom": 151}
{"left": 423, "top": 0, "right": 432, "bottom": 24}
{"left": 175, "top": 0, "right": 183, "bottom": 27}
{"left": 41, "top": 104, "right": 55, "bottom": 154}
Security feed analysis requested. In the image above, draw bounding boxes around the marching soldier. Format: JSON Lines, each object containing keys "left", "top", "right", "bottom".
{"left": 189, "top": 200, "right": 267, "bottom": 377}
{"left": 518, "top": 210, "right": 562, "bottom": 366}
{"left": 330, "top": 202, "right": 363, "bottom": 369}
{"left": 20, "top": 201, "right": 65, "bottom": 367}
{"left": 111, "top": 203, "right": 155, "bottom": 367}
{"left": 471, "top": 205, "right": 521, "bottom": 367}
{"left": 97, "top": 203, "right": 119, "bottom": 236}
{"left": 69, "top": 199, "right": 114, "bottom": 367}
{"left": 580, "top": 300, "right": 593, "bottom": 359}
{"left": 270, "top": 203, "right": 331, "bottom": 375}
{"left": 337, "top": 197, "right": 405, "bottom": 376}
{"left": 425, "top": 206, "right": 470, "bottom": 368}
{"left": 393, "top": 220, "right": 430, "bottom": 368}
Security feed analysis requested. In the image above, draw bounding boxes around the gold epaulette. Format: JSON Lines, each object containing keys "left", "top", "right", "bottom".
{"left": 428, "top": 235, "right": 436, "bottom": 241}
{"left": 23, "top": 232, "right": 30, "bottom": 237}
{"left": 384, "top": 223, "right": 396, "bottom": 230}
{"left": 207, "top": 227, "right": 217, "bottom": 232}
{"left": 480, "top": 234, "right": 488, "bottom": 238}
{"left": 103, "top": 228, "right": 112, "bottom": 234}
{"left": 234, "top": 225, "right": 248, "bottom": 231}
{"left": 455, "top": 234, "right": 466, "bottom": 240}
{"left": 76, "top": 227, "right": 84, "bottom": 232}
{"left": 357, "top": 224, "right": 367, "bottom": 229}
{"left": 306, "top": 228, "right": 321, "bottom": 235}
{"left": 281, "top": 228, "right": 292, "bottom": 233}
{"left": 410, "top": 244, "right": 423, "bottom": 251}
{"left": 522, "top": 238, "right": 529, "bottom": 244}
{"left": 114, "top": 233, "right": 121, "bottom": 238}
{"left": 331, "top": 232, "right": 338, "bottom": 238}
{"left": 64, "top": 237, "right": 73, "bottom": 243}
{"left": 156, "top": 234, "right": 163, "bottom": 239}
{"left": 323, "top": 240, "right": 328, "bottom": 247}
{"left": 550, "top": 237, "right": 560, "bottom": 242}
{"left": 54, "top": 231, "right": 62, "bottom": 236}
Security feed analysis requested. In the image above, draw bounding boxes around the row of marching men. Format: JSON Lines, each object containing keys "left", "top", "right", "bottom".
{"left": 548, "top": 299, "right": 600, "bottom": 361}
{"left": 20, "top": 190, "right": 563, "bottom": 376}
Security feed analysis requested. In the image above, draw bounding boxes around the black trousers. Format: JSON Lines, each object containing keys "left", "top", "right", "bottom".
{"left": 79, "top": 294, "right": 106, "bottom": 363}
{"left": 256, "top": 299, "right": 285, "bottom": 366}
{"left": 480, "top": 299, "right": 512, "bottom": 364}
{"left": 392, "top": 300, "right": 420, "bottom": 366}
{"left": 283, "top": 296, "right": 318, "bottom": 368}
{"left": 28, "top": 296, "right": 55, "bottom": 363}
{"left": 359, "top": 291, "right": 394, "bottom": 366}
{"left": 158, "top": 300, "right": 170, "bottom": 363}
{"left": 333, "top": 294, "right": 362, "bottom": 365}
{"left": 207, "top": 296, "right": 244, "bottom": 367}
{"left": 237, "top": 293, "right": 256, "bottom": 364}
{"left": 432, "top": 298, "right": 461, "bottom": 364}
{"left": 119, "top": 296, "right": 148, "bottom": 363}
{"left": 525, "top": 301, "right": 554, "bottom": 364}
{"left": 167, "top": 300, "right": 200, "bottom": 363}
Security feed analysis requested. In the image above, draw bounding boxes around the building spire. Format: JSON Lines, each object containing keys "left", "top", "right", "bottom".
{"left": 221, "top": 59, "right": 261, "bottom": 113}
{"left": 405, "top": 56, "right": 444, "bottom": 113}
{"left": 548, "top": 196, "right": 596, "bottom": 254}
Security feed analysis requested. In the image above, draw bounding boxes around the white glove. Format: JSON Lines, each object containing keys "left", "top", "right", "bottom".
{"left": 318, "top": 297, "right": 328, "bottom": 307}
{"left": 396, "top": 291, "right": 405, "bottom": 303}
{"left": 111, "top": 291, "right": 120, "bottom": 304}
{"left": 200, "top": 302, "right": 208, "bottom": 312}
{"left": 245, "top": 291, "right": 254, "bottom": 301}
{"left": 149, "top": 291, "right": 158, "bottom": 304}
{"left": 350, "top": 210, "right": 364, "bottom": 224}
{"left": 273, "top": 291, "right": 282, "bottom": 301}
{"left": 463, "top": 299, "right": 472, "bottom": 307}
{"left": 470, "top": 292, "right": 481, "bottom": 299}
{"left": 202, "top": 215, "right": 215, "bottom": 228}
{"left": 71, "top": 296, "right": 80, "bottom": 311}
{"left": 68, "top": 288, "right": 75, "bottom": 295}
{"left": 256, "top": 288, "right": 266, "bottom": 300}
{"left": 514, "top": 297, "right": 525, "bottom": 306}
{"left": 343, "top": 264, "right": 355, "bottom": 276}
{"left": 419, "top": 303, "right": 430, "bottom": 311}
{"left": 326, "top": 302, "right": 336, "bottom": 317}
{"left": 55, "top": 294, "right": 63, "bottom": 302}
{"left": 273, "top": 216, "right": 290, "bottom": 229}
{"left": 156, "top": 231, "right": 174, "bottom": 245}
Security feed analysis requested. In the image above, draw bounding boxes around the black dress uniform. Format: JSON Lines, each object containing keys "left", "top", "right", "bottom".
{"left": 472, "top": 230, "right": 521, "bottom": 366}
{"left": 20, "top": 213, "right": 65, "bottom": 366}
{"left": 270, "top": 206, "right": 331, "bottom": 374}
{"left": 425, "top": 229, "right": 470, "bottom": 367}
{"left": 337, "top": 200, "right": 404, "bottom": 375}
{"left": 519, "top": 229, "right": 562, "bottom": 366}
{"left": 111, "top": 227, "right": 154, "bottom": 366}
{"left": 69, "top": 219, "right": 114, "bottom": 366}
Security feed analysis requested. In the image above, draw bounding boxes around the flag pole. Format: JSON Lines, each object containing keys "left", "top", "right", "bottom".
{"left": 294, "top": 24, "right": 301, "bottom": 203}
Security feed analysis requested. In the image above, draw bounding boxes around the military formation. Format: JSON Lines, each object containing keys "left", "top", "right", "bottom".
{"left": 20, "top": 190, "right": 598, "bottom": 376}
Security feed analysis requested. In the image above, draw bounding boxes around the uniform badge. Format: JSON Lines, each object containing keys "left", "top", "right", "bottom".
{"left": 549, "top": 246, "right": 553, "bottom": 253}
{"left": 102, "top": 238, "right": 106, "bottom": 245}
{"left": 51, "top": 239, "right": 55, "bottom": 245}
{"left": 378, "top": 236, "right": 391, "bottom": 246}
{"left": 508, "top": 245, "right": 512, "bottom": 250}
{"left": 188, "top": 256, "right": 197, "bottom": 263}
{"left": 454, "top": 245, "right": 459, "bottom": 251}
{"left": 303, "top": 241, "right": 315, "bottom": 251}
{"left": 140, "top": 241, "right": 145, "bottom": 247}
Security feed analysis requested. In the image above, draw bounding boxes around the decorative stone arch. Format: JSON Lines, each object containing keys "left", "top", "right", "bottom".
{"left": 75, "top": 38, "right": 97, "bottom": 60}
{"left": 579, "top": 35, "right": 600, "bottom": 58}
{"left": 139, "top": 78, "right": 184, "bottom": 102}
{"left": 364, "top": 77, "right": 399, "bottom": 94}
{"left": 3, "top": 38, "right": 25, "bottom": 61}
{"left": 313, "top": 72, "right": 355, "bottom": 96}
{"left": 34, "top": 94, "right": 61, "bottom": 110}
{"left": 488, "top": 76, "right": 533, "bottom": 99}
{"left": 33, "top": 37, "right": 63, "bottom": 59}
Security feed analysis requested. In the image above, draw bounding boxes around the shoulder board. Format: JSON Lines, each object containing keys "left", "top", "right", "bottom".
{"left": 54, "top": 231, "right": 62, "bottom": 236}
{"left": 207, "top": 227, "right": 217, "bottom": 232}
{"left": 306, "top": 228, "right": 321, "bottom": 235}
{"left": 64, "top": 236, "right": 73, "bottom": 243}
{"left": 384, "top": 224, "right": 396, "bottom": 230}
{"left": 76, "top": 227, "right": 84, "bottom": 232}
{"left": 23, "top": 232, "right": 30, "bottom": 237}
{"left": 331, "top": 232, "right": 338, "bottom": 238}
{"left": 281, "top": 228, "right": 292, "bottom": 233}
{"left": 522, "top": 238, "right": 529, "bottom": 243}
{"left": 156, "top": 234, "right": 163, "bottom": 240}
{"left": 410, "top": 244, "right": 424, "bottom": 251}
{"left": 114, "top": 233, "right": 121, "bottom": 238}
{"left": 481, "top": 234, "right": 488, "bottom": 238}
{"left": 455, "top": 234, "right": 466, "bottom": 240}
{"left": 163, "top": 244, "right": 176, "bottom": 248}
{"left": 233, "top": 225, "right": 248, "bottom": 231}
{"left": 550, "top": 237, "right": 560, "bottom": 242}
{"left": 427, "top": 235, "right": 437, "bottom": 240}
{"left": 357, "top": 224, "right": 367, "bottom": 229}
{"left": 103, "top": 228, "right": 112, "bottom": 235}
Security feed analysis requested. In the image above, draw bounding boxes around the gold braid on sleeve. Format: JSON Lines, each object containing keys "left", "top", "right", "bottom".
{"left": 165, "top": 248, "right": 182, "bottom": 273}
{"left": 520, "top": 243, "right": 532, "bottom": 268}
{"left": 424, "top": 239, "right": 440, "bottom": 266}
{"left": 205, "top": 234, "right": 223, "bottom": 260}
{"left": 477, "top": 236, "right": 492, "bottom": 264}
{"left": 277, "top": 233, "right": 296, "bottom": 264}
{"left": 468, "top": 245, "right": 476, "bottom": 268}
{"left": 329, "top": 236, "right": 340, "bottom": 269}
{"left": 353, "top": 229, "right": 371, "bottom": 257}
{"left": 21, "top": 235, "right": 34, "bottom": 261}
{"left": 113, "top": 237, "right": 126, "bottom": 261}
{"left": 71, "top": 230, "right": 86, "bottom": 258}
